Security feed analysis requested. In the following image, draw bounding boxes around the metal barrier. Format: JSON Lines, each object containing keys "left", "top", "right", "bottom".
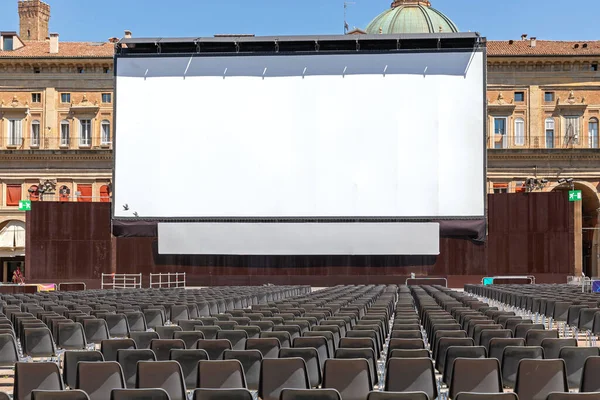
{"left": 482, "top": 275, "right": 536, "bottom": 285}
{"left": 58, "top": 282, "right": 87, "bottom": 291}
{"left": 101, "top": 273, "right": 142, "bottom": 289}
{"left": 405, "top": 277, "right": 448, "bottom": 287}
{"left": 149, "top": 273, "right": 186, "bottom": 288}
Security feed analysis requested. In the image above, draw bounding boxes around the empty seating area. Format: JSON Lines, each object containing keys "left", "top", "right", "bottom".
{"left": 1, "top": 283, "right": 599, "bottom": 400}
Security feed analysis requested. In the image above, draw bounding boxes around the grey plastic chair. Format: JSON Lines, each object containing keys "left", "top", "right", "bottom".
{"left": 14, "top": 362, "right": 64, "bottom": 400}
{"left": 197, "top": 359, "right": 247, "bottom": 389}
{"left": 110, "top": 389, "right": 170, "bottom": 400}
{"left": 514, "top": 359, "right": 568, "bottom": 400}
{"left": 192, "top": 388, "right": 254, "bottom": 400}
{"left": 76, "top": 361, "right": 126, "bottom": 400}
{"left": 136, "top": 361, "right": 187, "bottom": 400}
{"left": 322, "top": 358, "right": 372, "bottom": 400}
{"left": 32, "top": 390, "right": 90, "bottom": 400}
{"left": 259, "top": 357, "right": 310, "bottom": 400}
{"left": 116, "top": 349, "right": 157, "bottom": 389}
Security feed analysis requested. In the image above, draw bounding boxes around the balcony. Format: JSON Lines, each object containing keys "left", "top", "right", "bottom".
{"left": 488, "top": 135, "right": 599, "bottom": 150}
{"left": 0, "top": 136, "right": 113, "bottom": 151}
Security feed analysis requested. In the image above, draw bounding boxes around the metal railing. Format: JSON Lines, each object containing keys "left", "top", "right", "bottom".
{"left": 150, "top": 273, "right": 186, "bottom": 289}
{"left": 488, "top": 135, "right": 600, "bottom": 150}
{"left": 57, "top": 282, "right": 87, "bottom": 291}
{"left": 1, "top": 136, "right": 112, "bottom": 150}
{"left": 101, "top": 273, "right": 142, "bottom": 289}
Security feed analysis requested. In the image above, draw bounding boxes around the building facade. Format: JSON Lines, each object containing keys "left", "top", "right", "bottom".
{"left": 0, "top": 0, "right": 114, "bottom": 277}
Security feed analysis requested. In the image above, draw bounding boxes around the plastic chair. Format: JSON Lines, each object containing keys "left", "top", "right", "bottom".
{"left": 76, "top": 361, "right": 126, "bottom": 400}
{"left": 128, "top": 331, "right": 158, "bottom": 350}
{"left": 280, "top": 347, "right": 322, "bottom": 388}
{"left": 385, "top": 358, "right": 437, "bottom": 400}
{"left": 116, "top": 349, "right": 157, "bottom": 389}
{"left": 110, "top": 388, "right": 170, "bottom": 400}
{"left": 259, "top": 357, "right": 310, "bottom": 400}
{"left": 245, "top": 338, "right": 281, "bottom": 359}
{"left": 62, "top": 350, "right": 104, "bottom": 389}
{"left": 192, "top": 388, "right": 254, "bottom": 400}
{"left": 14, "top": 362, "right": 64, "bottom": 400}
{"left": 170, "top": 349, "right": 210, "bottom": 390}
{"left": 223, "top": 350, "right": 263, "bottom": 391}
{"left": 105, "top": 314, "right": 130, "bottom": 338}
{"left": 514, "top": 359, "right": 568, "bottom": 400}
{"left": 322, "top": 358, "right": 372, "bottom": 400}
{"left": 24, "top": 327, "right": 57, "bottom": 358}
{"left": 149, "top": 338, "right": 185, "bottom": 361}
{"left": 580, "top": 356, "right": 600, "bottom": 392}
{"left": 449, "top": 358, "right": 503, "bottom": 400}
{"left": 57, "top": 323, "right": 87, "bottom": 350}
{"left": 32, "top": 390, "right": 90, "bottom": 400}
{"left": 197, "top": 359, "right": 247, "bottom": 389}
{"left": 100, "top": 339, "right": 136, "bottom": 362}
{"left": 280, "top": 388, "right": 342, "bottom": 400}
{"left": 136, "top": 361, "right": 187, "bottom": 400}
{"left": 501, "top": 346, "right": 544, "bottom": 388}
{"left": 155, "top": 325, "right": 183, "bottom": 340}
{"left": 559, "top": 347, "right": 600, "bottom": 389}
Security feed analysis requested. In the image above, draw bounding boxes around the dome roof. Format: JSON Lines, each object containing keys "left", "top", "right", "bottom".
{"left": 365, "top": 1, "right": 459, "bottom": 35}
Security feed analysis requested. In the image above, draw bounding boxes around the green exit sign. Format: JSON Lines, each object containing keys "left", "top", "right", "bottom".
{"left": 18, "top": 200, "right": 31, "bottom": 211}
{"left": 569, "top": 190, "right": 582, "bottom": 202}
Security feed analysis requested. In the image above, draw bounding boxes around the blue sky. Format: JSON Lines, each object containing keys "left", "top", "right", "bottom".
{"left": 1, "top": 0, "right": 598, "bottom": 42}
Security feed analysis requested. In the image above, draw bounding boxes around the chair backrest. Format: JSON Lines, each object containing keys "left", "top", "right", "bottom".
{"left": 128, "top": 331, "right": 158, "bottom": 349}
{"left": 101, "top": 339, "right": 136, "bottom": 362}
{"left": 179, "top": 320, "right": 205, "bottom": 331}
{"left": 514, "top": 324, "right": 545, "bottom": 339}
{"left": 303, "top": 331, "right": 336, "bottom": 356}
{"left": 217, "top": 330, "right": 248, "bottom": 351}
{"left": 260, "top": 331, "right": 292, "bottom": 348}
{"left": 449, "top": 358, "right": 502, "bottom": 400}
{"left": 155, "top": 325, "right": 183, "bottom": 339}
{"left": 541, "top": 338, "right": 578, "bottom": 359}
{"left": 110, "top": 388, "right": 170, "bottom": 400}
{"left": 479, "top": 329, "right": 512, "bottom": 350}
{"left": 435, "top": 337, "right": 475, "bottom": 375}
{"left": 388, "top": 349, "right": 430, "bottom": 359}
{"left": 547, "top": 394, "right": 600, "bottom": 400}
{"left": 63, "top": 350, "right": 104, "bottom": 389}
{"left": 83, "top": 319, "right": 110, "bottom": 344}
{"left": 259, "top": 357, "right": 310, "bottom": 400}
{"left": 455, "top": 393, "right": 518, "bottom": 400}
{"left": 223, "top": 350, "right": 263, "bottom": 391}
{"left": 322, "top": 358, "right": 372, "bottom": 400}
{"left": 137, "top": 361, "right": 187, "bottom": 400}
{"left": 168, "top": 349, "right": 209, "bottom": 390}
{"left": 142, "top": 309, "right": 164, "bottom": 329}
{"left": 0, "top": 333, "right": 19, "bottom": 367}
{"left": 515, "top": 359, "right": 568, "bottom": 400}
{"left": 280, "top": 389, "right": 342, "bottom": 400}
{"left": 235, "top": 326, "right": 261, "bottom": 339}
{"left": 559, "top": 347, "right": 600, "bottom": 389}
{"left": 32, "top": 390, "right": 90, "bottom": 400}
{"left": 487, "top": 338, "right": 525, "bottom": 365}
{"left": 170, "top": 305, "right": 190, "bottom": 323}
{"left": 334, "top": 348, "right": 377, "bottom": 389}
{"left": 525, "top": 329, "right": 559, "bottom": 346}
{"left": 124, "top": 312, "right": 147, "bottom": 332}
{"left": 473, "top": 325, "right": 502, "bottom": 345}
{"left": 501, "top": 346, "right": 544, "bottom": 388}
{"left": 14, "top": 362, "right": 64, "bottom": 400}
{"left": 196, "top": 339, "right": 233, "bottom": 360}
{"left": 24, "top": 327, "right": 56, "bottom": 358}
{"left": 58, "top": 323, "right": 87, "bottom": 350}
{"left": 192, "top": 388, "right": 254, "bottom": 400}
{"left": 149, "top": 339, "right": 186, "bottom": 361}
{"left": 116, "top": 349, "right": 157, "bottom": 389}
{"left": 197, "top": 359, "right": 247, "bottom": 389}
{"left": 245, "top": 338, "right": 281, "bottom": 359}
{"left": 195, "top": 326, "right": 222, "bottom": 340}
{"left": 366, "top": 392, "right": 429, "bottom": 400}
{"left": 293, "top": 336, "right": 330, "bottom": 368}
{"left": 76, "top": 361, "right": 125, "bottom": 400}
{"left": 385, "top": 358, "right": 437, "bottom": 400}
{"left": 443, "top": 346, "right": 487, "bottom": 385}
{"left": 105, "top": 314, "right": 130, "bottom": 338}
{"left": 432, "top": 330, "right": 468, "bottom": 358}
{"left": 580, "top": 356, "right": 600, "bottom": 392}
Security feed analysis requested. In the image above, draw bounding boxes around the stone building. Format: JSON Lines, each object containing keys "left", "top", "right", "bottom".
{"left": 0, "top": 0, "right": 114, "bottom": 276}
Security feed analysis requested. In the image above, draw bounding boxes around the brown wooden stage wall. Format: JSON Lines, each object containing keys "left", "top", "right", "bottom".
{"left": 26, "top": 192, "right": 574, "bottom": 288}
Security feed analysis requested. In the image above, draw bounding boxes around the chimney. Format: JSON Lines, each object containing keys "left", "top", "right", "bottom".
{"left": 49, "top": 33, "right": 59, "bottom": 54}
{"left": 108, "top": 37, "right": 119, "bottom": 43}
{"left": 530, "top": 37, "right": 537, "bottom": 47}
{"left": 124, "top": 30, "right": 132, "bottom": 39}
{"left": 521, "top": 34, "right": 528, "bottom": 41}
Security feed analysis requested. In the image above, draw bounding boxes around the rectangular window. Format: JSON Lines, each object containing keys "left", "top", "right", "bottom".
{"left": 589, "top": 120, "right": 599, "bottom": 149}
{"left": 31, "top": 93, "right": 41, "bottom": 103}
{"left": 514, "top": 92, "right": 525, "bottom": 102}
{"left": 3, "top": 36, "right": 13, "bottom": 51}
{"left": 564, "top": 116, "right": 580, "bottom": 145}
{"left": 592, "top": 63, "right": 599, "bottom": 72}
{"left": 33, "top": 67, "right": 41, "bottom": 74}
{"left": 104, "top": 67, "right": 111, "bottom": 74}
{"left": 101, "top": 121, "right": 111, "bottom": 145}
{"left": 514, "top": 118, "right": 525, "bottom": 146}
{"left": 8, "top": 119, "right": 23, "bottom": 146}
{"left": 544, "top": 92, "right": 554, "bottom": 102}
{"left": 77, "top": 67, "right": 85, "bottom": 74}
{"left": 79, "top": 119, "right": 92, "bottom": 147}
{"left": 60, "top": 121, "right": 70, "bottom": 147}
{"left": 493, "top": 183, "right": 508, "bottom": 194}
{"left": 545, "top": 119, "right": 555, "bottom": 149}
{"left": 61, "top": 93, "right": 71, "bottom": 103}
{"left": 31, "top": 121, "right": 40, "bottom": 147}
{"left": 6, "top": 184, "right": 21, "bottom": 206}
{"left": 102, "top": 93, "right": 112, "bottom": 103}
{"left": 77, "top": 184, "right": 93, "bottom": 202}
{"left": 493, "top": 118, "right": 507, "bottom": 149}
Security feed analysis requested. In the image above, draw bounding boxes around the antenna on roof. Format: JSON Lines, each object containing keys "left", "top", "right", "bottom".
{"left": 344, "top": 1, "right": 356, "bottom": 34}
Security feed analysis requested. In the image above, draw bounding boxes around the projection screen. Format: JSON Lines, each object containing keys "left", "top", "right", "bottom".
{"left": 114, "top": 50, "right": 485, "bottom": 221}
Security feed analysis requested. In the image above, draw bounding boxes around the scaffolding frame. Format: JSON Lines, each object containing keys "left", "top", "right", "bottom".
{"left": 101, "top": 273, "right": 142, "bottom": 289}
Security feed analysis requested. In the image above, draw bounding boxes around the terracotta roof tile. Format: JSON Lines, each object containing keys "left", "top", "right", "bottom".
{"left": 487, "top": 40, "right": 600, "bottom": 57}
{"left": 0, "top": 40, "right": 113, "bottom": 58}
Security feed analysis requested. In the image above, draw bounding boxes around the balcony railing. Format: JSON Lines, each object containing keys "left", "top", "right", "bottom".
{"left": 488, "top": 134, "right": 600, "bottom": 150}
{"left": 1, "top": 136, "right": 112, "bottom": 150}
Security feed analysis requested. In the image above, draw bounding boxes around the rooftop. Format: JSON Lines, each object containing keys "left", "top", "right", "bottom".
{"left": 488, "top": 40, "right": 600, "bottom": 57}
{"left": 0, "top": 40, "right": 113, "bottom": 59}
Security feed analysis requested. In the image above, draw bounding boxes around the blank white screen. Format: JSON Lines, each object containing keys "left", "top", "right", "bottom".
{"left": 115, "top": 51, "right": 484, "bottom": 218}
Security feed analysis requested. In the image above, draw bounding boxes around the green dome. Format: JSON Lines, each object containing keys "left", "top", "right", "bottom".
{"left": 365, "top": 1, "right": 459, "bottom": 34}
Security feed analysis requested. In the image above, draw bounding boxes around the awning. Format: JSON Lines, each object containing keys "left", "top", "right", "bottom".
{"left": 0, "top": 220, "right": 25, "bottom": 257}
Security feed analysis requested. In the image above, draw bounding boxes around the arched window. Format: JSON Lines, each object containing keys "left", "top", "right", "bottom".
{"left": 60, "top": 120, "right": 70, "bottom": 147}
{"left": 589, "top": 118, "right": 599, "bottom": 149}
{"left": 101, "top": 120, "right": 111, "bottom": 145}
{"left": 545, "top": 118, "right": 555, "bottom": 149}
{"left": 28, "top": 185, "right": 40, "bottom": 201}
{"left": 31, "top": 120, "right": 40, "bottom": 147}
{"left": 99, "top": 185, "right": 111, "bottom": 202}
{"left": 514, "top": 118, "right": 525, "bottom": 146}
